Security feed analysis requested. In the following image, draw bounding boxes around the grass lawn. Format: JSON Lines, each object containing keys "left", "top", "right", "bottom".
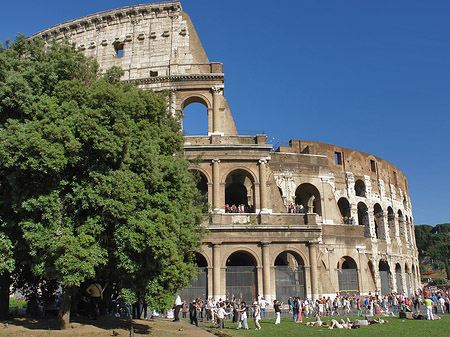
{"left": 201, "top": 316, "right": 450, "bottom": 337}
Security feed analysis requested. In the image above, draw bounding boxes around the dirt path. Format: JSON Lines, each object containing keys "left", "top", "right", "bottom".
{"left": 0, "top": 316, "right": 216, "bottom": 336}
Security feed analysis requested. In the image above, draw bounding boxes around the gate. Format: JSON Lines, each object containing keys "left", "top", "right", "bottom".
{"left": 406, "top": 273, "right": 411, "bottom": 297}
{"left": 380, "top": 270, "right": 390, "bottom": 295}
{"left": 338, "top": 269, "right": 360, "bottom": 295}
{"left": 226, "top": 266, "right": 256, "bottom": 302}
{"left": 396, "top": 271, "right": 403, "bottom": 293}
{"left": 180, "top": 267, "right": 208, "bottom": 301}
{"left": 275, "top": 266, "right": 305, "bottom": 302}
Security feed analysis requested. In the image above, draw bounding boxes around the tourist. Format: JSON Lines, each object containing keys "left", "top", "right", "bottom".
{"left": 86, "top": 281, "right": 103, "bottom": 320}
{"left": 423, "top": 296, "right": 434, "bottom": 320}
{"left": 236, "top": 302, "right": 249, "bottom": 330}
{"left": 260, "top": 297, "right": 266, "bottom": 318}
{"left": 252, "top": 301, "right": 261, "bottom": 330}
{"left": 173, "top": 295, "right": 182, "bottom": 322}
{"left": 274, "top": 300, "right": 282, "bottom": 324}
{"left": 189, "top": 300, "right": 198, "bottom": 327}
{"left": 216, "top": 304, "right": 231, "bottom": 332}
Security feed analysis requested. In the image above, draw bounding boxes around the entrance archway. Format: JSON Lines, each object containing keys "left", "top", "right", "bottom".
{"left": 226, "top": 252, "right": 257, "bottom": 301}
{"left": 295, "top": 183, "right": 321, "bottom": 215}
{"left": 180, "top": 253, "right": 208, "bottom": 301}
{"left": 379, "top": 261, "right": 391, "bottom": 295}
{"left": 337, "top": 257, "right": 359, "bottom": 295}
{"left": 274, "top": 251, "right": 306, "bottom": 302}
{"left": 396, "top": 263, "right": 403, "bottom": 293}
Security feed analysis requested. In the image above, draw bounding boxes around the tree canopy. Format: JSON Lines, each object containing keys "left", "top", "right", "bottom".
{"left": 0, "top": 35, "right": 205, "bottom": 325}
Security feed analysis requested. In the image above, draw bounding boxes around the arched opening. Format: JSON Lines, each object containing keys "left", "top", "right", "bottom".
{"left": 398, "top": 210, "right": 405, "bottom": 240}
{"left": 379, "top": 261, "right": 391, "bottom": 295}
{"left": 412, "top": 264, "right": 417, "bottom": 294}
{"left": 355, "top": 179, "right": 366, "bottom": 197}
{"left": 357, "top": 202, "right": 370, "bottom": 238}
{"left": 180, "top": 253, "right": 208, "bottom": 301}
{"left": 396, "top": 263, "right": 403, "bottom": 294}
{"left": 403, "top": 196, "right": 408, "bottom": 209}
{"left": 226, "top": 251, "right": 257, "bottom": 302}
{"left": 337, "top": 256, "right": 359, "bottom": 295}
{"left": 274, "top": 251, "right": 306, "bottom": 302}
{"left": 405, "top": 264, "right": 411, "bottom": 297}
{"left": 373, "top": 204, "right": 385, "bottom": 240}
{"left": 387, "top": 207, "right": 395, "bottom": 240}
{"left": 338, "top": 197, "right": 351, "bottom": 223}
{"left": 225, "top": 170, "right": 255, "bottom": 213}
{"left": 190, "top": 170, "right": 209, "bottom": 210}
{"left": 295, "top": 183, "right": 321, "bottom": 215}
{"left": 182, "top": 101, "right": 208, "bottom": 136}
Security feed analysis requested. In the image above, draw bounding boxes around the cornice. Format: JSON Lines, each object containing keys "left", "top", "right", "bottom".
{"left": 126, "top": 73, "right": 225, "bottom": 85}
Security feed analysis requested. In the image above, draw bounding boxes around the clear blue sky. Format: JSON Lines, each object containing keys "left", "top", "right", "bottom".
{"left": 1, "top": 0, "right": 449, "bottom": 226}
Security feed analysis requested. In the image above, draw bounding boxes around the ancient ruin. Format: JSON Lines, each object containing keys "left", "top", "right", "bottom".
{"left": 32, "top": 1, "right": 419, "bottom": 303}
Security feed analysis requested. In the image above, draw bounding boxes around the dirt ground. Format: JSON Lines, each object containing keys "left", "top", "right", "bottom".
{"left": 0, "top": 316, "right": 215, "bottom": 337}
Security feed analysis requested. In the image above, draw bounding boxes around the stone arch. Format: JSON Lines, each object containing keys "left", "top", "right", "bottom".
{"left": 180, "top": 94, "right": 212, "bottom": 135}
{"left": 225, "top": 250, "right": 259, "bottom": 302}
{"left": 357, "top": 202, "right": 370, "bottom": 238}
{"left": 398, "top": 210, "right": 405, "bottom": 240}
{"left": 271, "top": 246, "right": 309, "bottom": 267}
{"left": 337, "top": 256, "right": 359, "bottom": 295}
{"left": 189, "top": 168, "right": 210, "bottom": 209}
{"left": 224, "top": 168, "right": 258, "bottom": 212}
{"left": 274, "top": 251, "right": 306, "bottom": 301}
{"left": 180, "top": 252, "right": 209, "bottom": 301}
{"left": 338, "top": 197, "right": 351, "bottom": 223}
{"left": 395, "top": 263, "right": 403, "bottom": 294}
{"left": 223, "top": 246, "right": 262, "bottom": 268}
{"left": 355, "top": 179, "right": 366, "bottom": 197}
{"left": 379, "top": 260, "right": 391, "bottom": 295}
{"left": 295, "top": 183, "right": 322, "bottom": 215}
{"left": 405, "top": 263, "right": 412, "bottom": 296}
{"left": 373, "top": 203, "right": 386, "bottom": 240}
{"left": 387, "top": 207, "right": 396, "bottom": 240}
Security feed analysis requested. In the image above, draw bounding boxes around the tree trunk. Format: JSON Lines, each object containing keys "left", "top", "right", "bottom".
{"left": 0, "top": 273, "right": 11, "bottom": 320}
{"left": 57, "top": 285, "right": 73, "bottom": 330}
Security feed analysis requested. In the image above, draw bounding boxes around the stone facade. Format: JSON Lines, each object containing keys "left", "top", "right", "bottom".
{"left": 33, "top": 1, "right": 420, "bottom": 303}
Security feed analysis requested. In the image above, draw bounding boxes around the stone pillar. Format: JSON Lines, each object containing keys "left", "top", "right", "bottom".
{"left": 259, "top": 159, "right": 270, "bottom": 213}
{"left": 309, "top": 243, "right": 319, "bottom": 300}
{"left": 212, "top": 242, "right": 222, "bottom": 300}
{"left": 261, "top": 241, "right": 271, "bottom": 301}
{"left": 212, "top": 159, "right": 221, "bottom": 212}
{"left": 211, "top": 86, "right": 223, "bottom": 134}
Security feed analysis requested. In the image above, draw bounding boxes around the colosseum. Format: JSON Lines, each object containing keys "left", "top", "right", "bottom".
{"left": 31, "top": 1, "right": 420, "bottom": 303}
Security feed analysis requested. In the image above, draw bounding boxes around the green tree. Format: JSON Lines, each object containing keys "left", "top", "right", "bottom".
{"left": 0, "top": 36, "right": 205, "bottom": 327}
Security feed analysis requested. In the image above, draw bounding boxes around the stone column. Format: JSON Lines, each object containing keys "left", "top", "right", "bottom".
{"left": 212, "top": 159, "right": 221, "bottom": 212}
{"left": 211, "top": 86, "right": 223, "bottom": 134}
{"left": 261, "top": 241, "right": 271, "bottom": 301}
{"left": 259, "top": 159, "right": 270, "bottom": 213}
{"left": 309, "top": 243, "right": 319, "bottom": 300}
{"left": 212, "top": 242, "right": 222, "bottom": 300}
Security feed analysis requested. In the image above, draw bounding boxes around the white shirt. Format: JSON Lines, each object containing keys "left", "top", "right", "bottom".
{"left": 174, "top": 295, "right": 182, "bottom": 306}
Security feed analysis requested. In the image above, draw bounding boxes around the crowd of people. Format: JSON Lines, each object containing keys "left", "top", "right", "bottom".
{"left": 287, "top": 203, "right": 305, "bottom": 213}
{"left": 225, "top": 204, "right": 254, "bottom": 213}
{"left": 171, "top": 290, "right": 449, "bottom": 331}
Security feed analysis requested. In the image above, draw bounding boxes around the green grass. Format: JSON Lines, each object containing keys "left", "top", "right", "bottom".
{"left": 201, "top": 316, "right": 450, "bottom": 337}
{"left": 8, "top": 297, "right": 27, "bottom": 309}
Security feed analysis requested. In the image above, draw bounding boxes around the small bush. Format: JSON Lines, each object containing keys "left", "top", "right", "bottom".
{"left": 9, "top": 297, "right": 28, "bottom": 309}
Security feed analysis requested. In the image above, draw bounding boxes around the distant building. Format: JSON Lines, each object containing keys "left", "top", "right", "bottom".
{"left": 32, "top": 1, "right": 419, "bottom": 302}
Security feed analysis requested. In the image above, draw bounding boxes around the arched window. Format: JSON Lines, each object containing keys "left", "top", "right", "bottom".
{"left": 373, "top": 204, "right": 386, "bottom": 240}
{"left": 338, "top": 197, "right": 352, "bottom": 223}
{"left": 225, "top": 170, "right": 256, "bottom": 213}
{"left": 355, "top": 180, "right": 366, "bottom": 197}
{"left": 387, "top": 207, "right": 396, "bottom": 240}
{"left": 182, "top": 98, "right": 209, "bottom": 135}
{"left": 395, "top": 263, "right": 403, "bottom": 293}
{"left": 398, "top": 210, "right": 405, "bottom": 240}
{"left": 357, "top": 202, "right": 370, "bottom": 238}
{"left": 295, "top": 183, "right": 321, "bottom": 215}
{"left": 190, "top": 169, "right": 209, "bottom": 210}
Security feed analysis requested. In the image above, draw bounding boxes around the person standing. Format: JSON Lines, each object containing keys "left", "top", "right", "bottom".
{"left": 274, "top": 300, "right": 282, "bottom": 325}
{"left": 216, "top": 304, "right": 231, "bottom": 332}
{"left": 189, "top": 300, "right": 198, "bottom": 326}
{"left": 252, "top": 301, "right": 261, "bottom": 330}
{"left": 86, "top": 282, "right": 103, "bottom": 320}
{"left": 423, "top": 296, "right": 434, "bottom": 320}
{"left": 260, "top": 297, "right": 266, "bottom": 318}
{"left": 236, "top": 302, "right": 249, "bottom": 330}
{"left": 173, "top": 295, "right": 182, "bottom": 322}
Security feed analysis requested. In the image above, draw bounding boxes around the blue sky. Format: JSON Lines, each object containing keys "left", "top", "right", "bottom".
{"left": 1, "top": 0, "right": 449, "bottom": 226}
